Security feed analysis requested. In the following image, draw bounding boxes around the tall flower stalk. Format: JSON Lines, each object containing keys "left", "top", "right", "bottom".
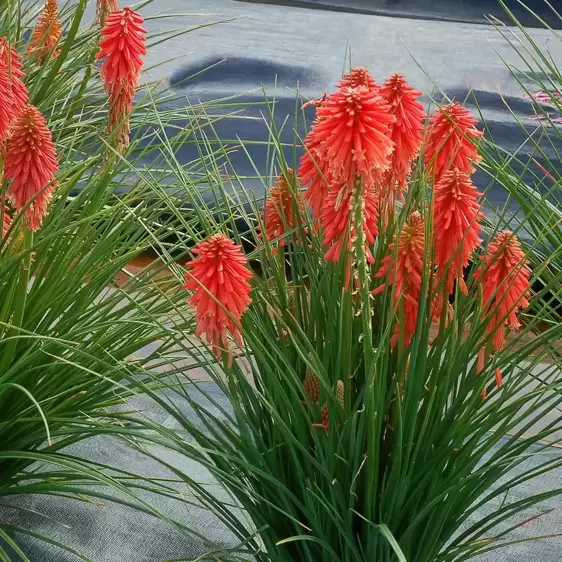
{"left": 97, "top": 6, "right": 147, "bottom": 154}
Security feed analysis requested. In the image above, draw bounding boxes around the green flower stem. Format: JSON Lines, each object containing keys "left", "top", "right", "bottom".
{"left": 352, "top": 178, "right": 378, "bottom": 524}
{"left": 0, "top": 228, "right": 33, "bottom": 377}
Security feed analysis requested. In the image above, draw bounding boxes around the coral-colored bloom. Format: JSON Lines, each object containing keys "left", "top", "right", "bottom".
{"left": 184, "top": 233, "right": 252, "bottom": 364}
{"left": 298, "top": 69, "right": 395, "bottom": 218}
{"left": 321, "top": 180, "right": 379, "bottom": 275}
{"left": 97, "top": 7, "right": 147, "bottom": 153}
{"left": 424, "top": 102, "right": 483, "bottom": 184}
{"left": 259, "top": 169, "right": 306, "bottom": 253}
{"left": 27, "top": 0, "right": 62, "bottom": 63}
{"left": 373, "top": 211, "right": 426, "bottom": 347}
{"left": 379, "top": 74, "right": 426, "bottom": 203}
{"left": 433, "top": 169, "right": 483, "bottom": 294}
{"left": 98, "top": 7, "right": 146, "bottom": 86}
{"left": 4, "top": 105, "right": 58, "bottom": 231}
{"left": 339, "top": 67, "right": 378, "bottom": 91}
{"left": 299, "top": 126, "right": 328, "bottom": 218}
{"left": 313, "top": 84, "right": 395, "bottom": 188}
{"left": 474, "top": 231, "right": 531, "bottom": 352}
{"left": 96, "top": 0, "right": 118, "bottom": 26}
{"left": 0, "top": 37, "right": 28, "bottom": 141}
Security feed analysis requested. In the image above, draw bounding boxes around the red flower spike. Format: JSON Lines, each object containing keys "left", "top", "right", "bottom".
{"left": 96, "top": 0, "right": 118, "bottom": 26}
{"left": 184, "top": 233, "right": 252, "bottom": 365}
{"left": 321, "top": 181, "right": 378, "bottom": 272}
{"left": 313, "top": 84, "right": 395, "bottom": 188}
{"left": 97, "top": 7, "right": 147, "bottom": 88}
{"left": 259, "top": 169, "right": 306, "bottom": 254}
{"left": 97, "top": 7, "right": 147, "bottom": 153}
{"left": 373, "top": 211, "right": 425, "bottom": 347}
{"left": 425, "top": 102, "right": 483, "bottom": 184}
{"left": 4, "top": 105, "right": 59, "bottom": 231}
{"left": 379, "top": 74, "right": 426, "bottom": 204}
{"left": 298, "top": 69, "right": 394, "bottom": 219}
{"left": 433, "top": 169, "right": 483, "bottom": 295}
{"left": 474, "top": 231, "right": 530, "bottom": 353}
{"left": 338, "top": 67, "right": 378, "bottom": 91}
{"left": 0, "top": 37, "right": 29, "bottom": 141}
{"left": 299, "top": 128, "right": 330, "bottom": 218}
{"left": 28, "top": 0, "right": 62, "bottom": 63}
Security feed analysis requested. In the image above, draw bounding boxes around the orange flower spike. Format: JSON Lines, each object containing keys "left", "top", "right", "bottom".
{"left": 425, "top": 102, "right": 483, "bottom": 184}
{"left": 97, "top": 7, "right": 147, "bottom": 153}
{"left": 96, "top": 0, "right": 118, "bottom": 26}
{"left": 259, "top": 169, "right": 306, "bottom": 253}
{"left": 4, "top": 105, "right": 59, "bottom": 231}
{"left": 0, "top": 38, "right": 29, "bottom": 140}
{"left": 379, "top": 74, "right": 426, "bottom": 202}
{"left": 184, "top": 234, "right": 253, "bottom": 365}
{"left": 433, "top": 169, "right": 483, "bottom": 294}
{"left": 313, "top": 83, "right": 395, "bottom": 188}
{"left": 474, "top": 231, "right": 531, "bottom": 353}
{"left": 374, "top": 211, "right": 426, "bottom": 347}
{"left": 27, "top": 0, "right": 62, "bottom": 63}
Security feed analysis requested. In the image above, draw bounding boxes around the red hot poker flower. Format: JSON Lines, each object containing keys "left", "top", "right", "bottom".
{"left": 378, "top": 74, "right": 426, "bottom": 204}
{"left": 97, "top": 7, "right": 147, "bottom": 153}
{"left": 321, "top": 180, "right": 379, "bottom": 279}
{"left": 27, "top": 0, "right": 62, "bottom": 63}
{"left": 338, "top": 67, "right": 378, "bottom": 91}
{"left": 298, "top": 69, "right": 394, "bottom": 218}
{"left": 425, "top": 102, "right": 483, "bottom": 184}
{"left": 299, "top": 125, "right": 329, "bottom": 218}
{"left": 474, "top": 231, "right": 530, "bottom": 353}
{"left": 0, "top": 38, "right": 29, "bottom": 141}
{"left": 184, "top": 234, "right": 253, "bottom": 365}
{"left": 4, "top": 105, "right": 59, "bottom": 231}
{"left": 433, "top": 169, "right": 483, "bottom": 294}
{"left": 259, "top": 169, "right": 306, "bottom": 254}
{"left": 98, "top": 7, "right": 146, "bottom": 87}
{"left": 313, "top": 84, "right": 395, "bottom": 188}
{"left": 374, "top": 211, "right": 426, "bottom": 347}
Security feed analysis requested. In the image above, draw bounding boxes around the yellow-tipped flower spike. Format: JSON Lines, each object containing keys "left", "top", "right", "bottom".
{"left": 336, "top": 380, "right": 344, "bottom": 408}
